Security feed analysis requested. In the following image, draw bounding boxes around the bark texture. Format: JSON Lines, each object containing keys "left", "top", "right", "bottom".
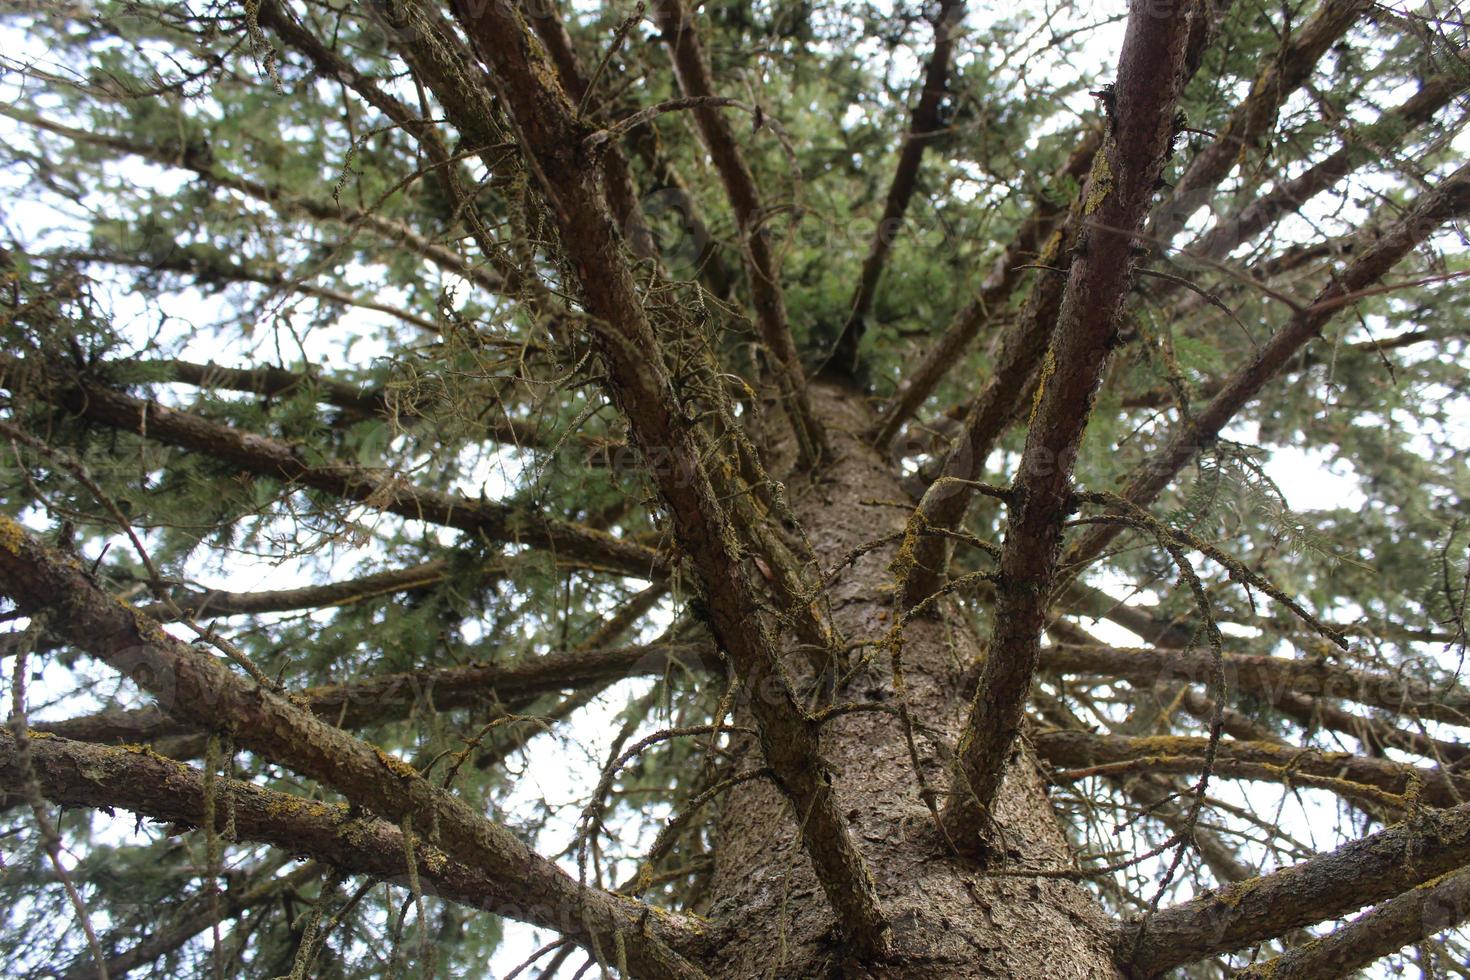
{"left": 698, "top": 384, "right": 1120, "bottom": 978}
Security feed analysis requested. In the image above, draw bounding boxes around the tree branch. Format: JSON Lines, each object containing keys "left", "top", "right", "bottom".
{"left": 941, "top": 0, "right": 1200, "bottom": 848}
{"left": 37, "top": 641, "right": 705, "bottom": 747}
{"left": 1117, "top": 798, "right": 1470, "bottom": 976}
{"left": 828, "top": 0, "right": 966, "bottom": 376}
{"left": 1063, "top": 158, "right": 1470, "bottom": 573}
{"left": 651, "top": 0, "right": 828, "bottom": 464}
{"left": 1040, "top": 642, "right": 1470, "bottom": 728}
{"left": 1, "top": 356, "right": 662, "bottom": 578}
{"left": 1234, "top": 865, "right": 1470, "bottom": 979}
{"left": 526, "top": 2, "right": 658, "bottom": 265}
{"left": 869, "top": 127, "right": 1100, "bottom": 452}
{"left": 1, "top": 729, "right": 705, "bottom": 973}
{"left": 253, "top": 0, "right": 519, "bottom": 289}
{"left": 140, "top": 356, "right": 558, "bottom": 451}
{"left": 57, "top": 860, "right": 319, "bottom": 980}
{"left": 63, "top": 248, "right": 442, "bottom": 334}
{"left": 438, "top": 3, "right": 888, "bottom": 954}
{"left": 0, "top": 518, "right": 707, "bottom": 979}
{"left": 890, "top": 0, "right": 1231, "bottom": 602}
{"left": 1034, "top": 729, "right": 1469, "bottom": 810}
{"left": 1148, "top": 0, "right": 1373, "bottom": 248}
{"left": 0, "top": 105, "right": 504, "bottom": 295}
{"left": 1186, "top": 65, "right": 1468, "bottom": 265}
{"left": 871, "top": 0, "right": 1237, "bottom": 452}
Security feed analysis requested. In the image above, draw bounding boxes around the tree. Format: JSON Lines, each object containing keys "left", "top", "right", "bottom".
{"left": 0, "top": 0, "right": 1468, "bottom": 975}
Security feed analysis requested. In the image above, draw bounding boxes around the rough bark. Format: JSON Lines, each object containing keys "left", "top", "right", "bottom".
{"left": 942, "top": 0, "right": 1199, "bottom": 843}
{"left": 698, "top": 383, "right": 1120, "bottom": 978}
{"left": 0, "top": 731, "right": 599, "bottom": 951}
{"left": 1234, "top": 865, "right": 1470, "bottom": 980}
{"left": 1118, "top": 800, "right": 1470, "bottom": 976}
{"left": 0, "top": 517, "right": 706, "bottom": 979}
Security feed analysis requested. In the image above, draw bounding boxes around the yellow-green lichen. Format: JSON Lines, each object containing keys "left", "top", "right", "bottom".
{"left": 1030, "top": 347, "right": 1057, "bottom": 422}
{"left": 375, "top": 746, "right": 420, "bottom": 779}
{"left": 0, "top": 514, "right": 26, "bottom": 554}
{"left": 1083, "top": 148, "right": 1114, "bottom": 216}
{"left": 1037, "top": 228, "right": 1066, "bottom": 264}
{"left": 421, "top": 847, "right": 449, "bottom": 874}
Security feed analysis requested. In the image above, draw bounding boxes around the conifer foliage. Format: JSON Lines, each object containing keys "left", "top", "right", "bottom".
{"left": 1, "top": 0, "right": 1469, "bottom": 976}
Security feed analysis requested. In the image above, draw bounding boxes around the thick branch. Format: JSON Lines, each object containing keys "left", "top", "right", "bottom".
{"left": 1235, "top": 865, "right": 1470, "bottom": 979}
{"left": 0, "top": 730, "right": 703, "bottom": 970}
{"left": 440, "top": 3, "right": 889, "bottom": 954}
{"left": 1117, "top": 799, "right": 1470, "bottom": 976}
{"left": 941, "top": 0, "right": 1199, "bottom": 846}
{"left": 873, "top": 0, "right": 1237, "bottom": 452}
{"left": 0, "top": 518, "right": 705, "bottom": 979}
{"left": 1033, "top": 687, "right": 1257, "bottom": 884}
{"left": 526, "top": 3, "right": 657, "bottom": 264}
{"left": 892, "top": 0, "right": 1231, "bottom": 601}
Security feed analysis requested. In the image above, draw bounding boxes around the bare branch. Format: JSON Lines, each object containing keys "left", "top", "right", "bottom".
{"left": 1118, "top": 798, "right": 1470, "bottom": 976}
{"left": 1235, "top": 865, "right": 1470, "bottom": 979}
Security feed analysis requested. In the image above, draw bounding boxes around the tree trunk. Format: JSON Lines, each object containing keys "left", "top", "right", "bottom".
{"left": 700, "top": 381, "right": 1119, "bottom": 978}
